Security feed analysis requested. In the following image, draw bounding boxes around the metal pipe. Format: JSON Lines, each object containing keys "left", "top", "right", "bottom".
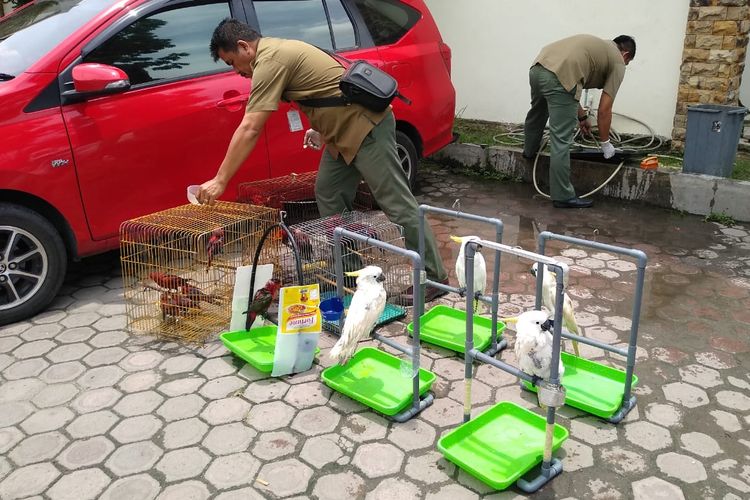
{"left": 472, "top": 350, "right": 536, "bottom": 383}
{"left": 463, "top": 241, "right": 478, "bottom": 423}
{"left": 371, "top": 333, "right": 413, "bottom": 356}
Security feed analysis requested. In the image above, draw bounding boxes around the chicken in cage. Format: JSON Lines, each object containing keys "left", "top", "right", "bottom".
{"left": 237, "top": 172, "right": 377, "bottom": 226}
{"left": 120, "top": 202, "right": 280, "bottom": 344}
{"left": 282, "top": 211, "right": 411, "bottom": 333}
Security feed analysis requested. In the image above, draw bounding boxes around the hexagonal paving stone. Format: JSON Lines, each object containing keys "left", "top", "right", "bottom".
{"left": 425, "top": 483, "right": 479, "bottom": 500}
{"left": 656, "top": 452, "right": 707, "bottom": 484}
{"left": 47, "top": 343, "right": 92, "bottom": 363}
{"left": 72, "top": 387, "right": 122, "bottom": 414}
{"left": 119, "top": 351, "right": 164, "bottom": 372}
{"left": 40, "top": 361, "right": 86, "bottom": 384}
{"left": 559, "top": 438, "right": 594, "bottom": 472}
{"left": 77, "top": 366, "right": 126, "bottom": 390}
{"left": 387, "top": 418, "right": 436, "bottom": 451}
{"left": 432, "top": 358, "right": 466, "bottom": 381}
{"left": 198, "top": 357, "right": 237, "bottom": 379}
{"left": 199, "top": 397, "right": 251, "bottom": 425}
{"left": 205, "top": 453, "right": 261, "bottom": 490}
{"left": 291, "top": 406, "right": 341, "bottom": 436}
{"left": 0, "top": 378, "right": 46, "bottom": 402}
{"left": 283, "top": 381, "right": 332, "bottom": 408}
{"left": 403, "top": 450, "right": 454, "bottom": 483}
{"left": 0, "top": 427, "right": 24, "bottom": 454}
{"left": 679, "top": 431, "right": 722, "bottom": 458}
{"left": 246, "top": 400, "right": 294, "bottom": 431}
{"left": 93, "top": 315, "right": 127, "bottom": 331}
{"left": 420, "top": 397, "right": 464, "bottom": 428}
{"left": 156, "top": 394, "right": 206, "bottom": 421}
{"left": 156, "top": 447, "right": 211, "bottom": 482}
{"left": 163, "top": 418, "right": 209, "bottom": 449}
{"left": 111, "top": 414, "right": 162, "bottom": 444}
{"left": 199, "top": 376, "right": 246, "bottom": 400}
{"left": 353, "top": 442, "right": 404, "bottom": 478}
{"left": 83, "top": 347, "right": 128, "bottom": 367}
{"left": 0, "top": 402, "right": 34, "bottom": 427}
{"left": 113, "top": 390, "right": 164, "bottom": 417}
{"left": 160, "top": 354, "right": 202, "bottom": 375}
{"left": 710, "top": 410, "right": 742, "bottom": 433}
{"left": 31, "top": 383, "right": 79, "bottom": 408}
{"left": 252, "top": 431, "right": 298, "bottom": 460}
{"left": 3, "top": 357, "right": 49, "bottom": 379}
{"left": 662, "top": 382, "right": 709, "bottom": 408}
{"left": 66, "top": 410, "right": 119, "bottom": 439}
{"left": 300, "top": 434, "right": 344, "bottom": 469}
{"left": 89, "top": 330, "right": 128, "bottom": 348}
{"left": 56, "top": 327, "right": 95, "bottom": 344}
{"left": 365, "top": 478, "right": 420, "bottom": 500}
{"left": 695, "top": 350, "right": 735, "bottom": 370}
{"left": 312, "top": 471, "right": 366, "bottom": 500}
{"left": 202, "top": 422, "right": 257, "bottom": 455}
{"left": 631, "top": 476, "right": 685, "bottom": 500}
{"left": 256, "top": 459, "right": 313, "bottom": 497}
{"left": 570, "top": 417, "right": 618, "bottom": 446}
{"left": 678, "top": 364, "right": 722, "bottom": 388}
{"left": 243, "top": 378, "right": 290, "bottom": 403}
{"left": 105, "top": 441, "right": 163, "bottom": 476}
{"left": 715, "top": 390, "right": 750, "bottom": 411}
{"left": 56, "top": 436, "right": 115, "bottom": 470}
{"left": 118, "top": 371, "right": 161, "bottom": 393}
{"left": 155, "top": 480, "right": 210, "bottom": 500}
{"left": 0, "top": 336, "right": 23, "bottom": 354}
{"left": 0, "top": 462, "right": 60, "bottom": 499}
{"left": 158, "top": 377, "right": 205, "bottom": 397}
{"left": 340, "top": 412, "right": 388, "bottom": 443}
{"left": 21, "top": 407, "right": 75, "bottom": 435}
{"left": 20, "top": 324, "right": 61, "bottom": 341}
{"left": 624, "top": 421, "right": 672, "bottom": 451}
{"left": 599, "top": 445, "right": 647, "bottom": 474}
{"left": 46, "top": 468, "right": 111, "bottom": 500}
{"left": 9, "top": 431, "right": 68, "bottom": 466}
{"left": 100, "top": 474, "right": 160, "bottom": 500}
{"left": 645, "top": 403, "right": 683, "bottom": 428}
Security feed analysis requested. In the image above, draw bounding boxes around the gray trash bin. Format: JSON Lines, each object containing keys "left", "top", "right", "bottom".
{"left": 684, "top": 104, "right": 747, "bottom": 177}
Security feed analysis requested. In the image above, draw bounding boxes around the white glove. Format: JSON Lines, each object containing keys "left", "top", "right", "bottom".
{"left": 303, "top": 129, "right": 322, "bottom": 150}
{"left": 600, "top": 140, "right": 616, "bottom": 159}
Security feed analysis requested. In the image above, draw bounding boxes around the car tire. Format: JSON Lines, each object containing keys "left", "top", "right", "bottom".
{"left": 396, "top": 130, "right": 418, "bottom": 190}
{"left": 0, "top": 204, "right": 67, "bottom": 325}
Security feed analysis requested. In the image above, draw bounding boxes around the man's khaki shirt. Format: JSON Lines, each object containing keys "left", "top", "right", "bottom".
{"left": 533, "top": 34, "right": 626, "bottom": 101}
{"left": 246, "top": 37, "right": 388, "bottom": 164}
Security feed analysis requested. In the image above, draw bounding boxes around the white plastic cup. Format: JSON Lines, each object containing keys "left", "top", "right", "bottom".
{"left": 187, "top": 185, "right": 200, "bottom": 205}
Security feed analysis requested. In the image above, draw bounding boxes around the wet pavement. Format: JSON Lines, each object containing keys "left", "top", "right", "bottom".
{"left": 1, "top": 164, "right": 749, "bottom": 499}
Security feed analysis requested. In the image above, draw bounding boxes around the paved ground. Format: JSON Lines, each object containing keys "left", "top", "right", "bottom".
{"left": 1, "top": 165, "right": 749, "bottom": 500}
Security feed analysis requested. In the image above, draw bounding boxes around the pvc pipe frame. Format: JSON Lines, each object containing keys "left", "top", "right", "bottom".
{"left": 417, "top": 205, "right": 507, "bottom": 356}
{"left": 332, "top": 227, "right": 432, "bottom": 423}
{"left": 536, "top": 231, "right": 648, "bottom": 424}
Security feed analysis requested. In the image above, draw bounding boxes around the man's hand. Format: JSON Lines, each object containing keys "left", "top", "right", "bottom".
{"left": 578, "top": 117, "right": 592, "bottom": 137}
{"left": 303, "top": 129, "right": 322, "bottom": 150}
{"left": 196, "top": 177, "right": 227, "bottom": 205}
{"left": 600, "top": 140, "right": 616, "bottom": 159}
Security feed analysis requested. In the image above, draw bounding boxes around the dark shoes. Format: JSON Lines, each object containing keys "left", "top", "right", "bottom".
{"left": 399, "top": 278, "right": 450, "bottom": 306}
{"left": 552, "top": 197, "right": 593, "bottom": 209}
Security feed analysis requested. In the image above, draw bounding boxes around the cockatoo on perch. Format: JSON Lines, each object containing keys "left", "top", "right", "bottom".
{"left": 531, "top": 262, "right": 581, "bottom": 357}
{"left": 330, "top": 266, "right": 387, "bottom": 365}
{"left": 509, "top": 309, "right": 564, "bottom": 384}
{"left": 450, "top": 235, "right": 486, "bottom": 312}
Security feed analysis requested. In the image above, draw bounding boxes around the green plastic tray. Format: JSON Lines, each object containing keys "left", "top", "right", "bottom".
{"left": 321, "top": 347, "right": 436, "bottom": 416}
{"left": 406, "top": 305, "right": 504, "bottom": 353}
{"left": 321, "top": 292, "right": 406, "bottom": 334}
{"left": 522, "top": 352, "right": 638, "bottom": 419}
{"left": 437, "top": 401, "right": 569, "bottom": 490}
{"left": 220, "top": 325, "right": 319, "bottom": 373}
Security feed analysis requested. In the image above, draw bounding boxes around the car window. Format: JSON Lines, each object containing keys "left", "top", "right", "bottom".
{"left": 353, "top": 0, "right": 418, "bottom": 46}
{"left": 84, "top": 1, "right": 230, "bottom": 86}
{"left": 326, "top": 0, "right": 355, "bottom": 50}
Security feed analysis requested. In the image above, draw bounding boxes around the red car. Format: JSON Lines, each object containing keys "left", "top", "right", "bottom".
{"left": 0, "top": 0, "right": 455, "bottom": 324}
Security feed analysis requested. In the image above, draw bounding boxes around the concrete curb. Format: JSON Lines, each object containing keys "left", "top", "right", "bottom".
{"left": 430, "top": 143, "right": 750, "bottom": 222}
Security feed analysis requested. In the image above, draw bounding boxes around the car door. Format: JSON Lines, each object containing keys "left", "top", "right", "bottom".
{"left": 249, "top": 0, "right": 383, "bottom": 177}
{"left": 61, "top": 0, "right": 271, "bottom": 240}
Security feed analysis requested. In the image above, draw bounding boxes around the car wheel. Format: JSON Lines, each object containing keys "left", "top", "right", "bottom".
{"left": 0, "top": 204, "right": 67, "bottom": 325}
{"left": 396, "top": 130, "right": 418, "bottom": 189}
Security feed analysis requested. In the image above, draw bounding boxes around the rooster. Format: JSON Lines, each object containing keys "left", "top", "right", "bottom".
{"left": 149, "top": 272, "right": 192, "bottom": 291}
{"left": 205, "top": 228, "right": 225, "bottom": 270}
{"left": 245, "top": 278, "right": 282, "bottom": 330}
{"left": 179, "top": 283, "right": 221, "bottom": 305}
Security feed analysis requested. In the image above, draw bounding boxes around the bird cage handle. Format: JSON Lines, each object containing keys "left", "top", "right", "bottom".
{"left": 247, "top": 221, "right": 304, "bottom": 330}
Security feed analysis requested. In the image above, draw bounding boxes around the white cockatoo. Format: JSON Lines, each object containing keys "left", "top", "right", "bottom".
{"left": 450, "top": 235, "right": 486, "bottom": 312}
{"left": 511, "top": 309, "right": 564, "bottom": 382}
{"left": 329, "top": 265, "right": 387, "bottom": 365}
{"left": 531, "top": 262, "right": 581, "bottom": 357}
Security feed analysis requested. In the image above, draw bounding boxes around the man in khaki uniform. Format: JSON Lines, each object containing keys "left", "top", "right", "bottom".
{"left": 196, "top": 19, "right": 448, "bottom": 304}
{"left": 523, "top": 34, "right": 636, "bottom": 208}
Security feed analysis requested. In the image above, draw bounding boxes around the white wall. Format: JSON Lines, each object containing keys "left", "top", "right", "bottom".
{"left": 425, "top": 0, "right": 690, "bottom": 137}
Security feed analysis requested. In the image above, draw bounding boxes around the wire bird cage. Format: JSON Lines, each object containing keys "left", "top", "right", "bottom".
{"left": 237, "top": 172, "right": 377, "bottom": 226}
{"left": 120, "top": 202, "right": 280, "bottom": 344}
{"left": 284, "top": 210, "right": 410, "bottom": 333}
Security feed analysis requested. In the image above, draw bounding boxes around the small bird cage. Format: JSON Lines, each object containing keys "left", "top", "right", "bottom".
{"left": 284, "top": 210, "right": 410, "bottom": 333}
{"left": 237, "top": 172, "right": 377, "bottom": 226}
{"left": 120, "top": 202, "right": 280, "bottom": 344}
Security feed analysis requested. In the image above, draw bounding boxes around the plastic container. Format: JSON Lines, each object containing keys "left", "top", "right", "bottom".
{"left": 220, "top": 325, "right": 319, "bottom": 373}
{"left": 319, "top": 297, "right": 344, "bottom": 322}
{"left": 407, "top": 305, "right": 504, "bottom": 353}
{"left": 684, "top": 104, "right": 747, "bottom": 178}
